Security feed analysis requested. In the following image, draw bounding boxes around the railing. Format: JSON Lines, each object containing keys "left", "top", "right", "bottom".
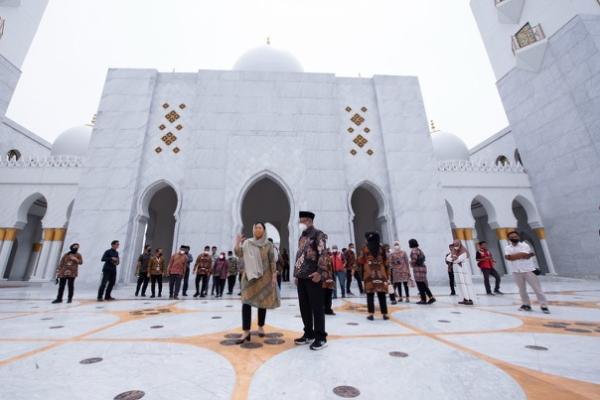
{"left": 512, "top": 24, "right": 545, "bottom": 53}
{"left": 0, "top": 155, "right": 84, "bottom": 168}
{"left": 438, "top": 159, "right": 526, "bottom": 174}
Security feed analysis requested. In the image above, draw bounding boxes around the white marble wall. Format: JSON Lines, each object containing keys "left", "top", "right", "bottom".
{"left": 497, "top": 15, "right": 600, "bottom": 277}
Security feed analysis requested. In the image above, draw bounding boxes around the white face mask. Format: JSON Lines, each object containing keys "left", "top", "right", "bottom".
{"left": 394, "top": 245, "right": 400, "bottom": 250}
{"left": 299, "top": 223, "right": 308, "bottom": 232}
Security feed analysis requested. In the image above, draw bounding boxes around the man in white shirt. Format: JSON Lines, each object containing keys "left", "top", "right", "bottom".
{"left": 504, "top": 231, "right": 549, "bottom": 314}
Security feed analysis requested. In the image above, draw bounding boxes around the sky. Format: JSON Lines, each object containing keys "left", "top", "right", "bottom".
{"left": 8, "top": 0, "right": 508, "bottom": 148}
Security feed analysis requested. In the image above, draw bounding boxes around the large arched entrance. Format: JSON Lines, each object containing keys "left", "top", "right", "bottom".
{"left": 512, "top": 198, "right": 548, "bottom": 273}
{"left": 240, "top": 177, "right": 291, "bottom": 255}
{"left": 350, "top": 183, "right": 389, "bottom": 249}
{"left": 5, "top": 195, "right": 47, "bottom": 280}
{"left": 471, "top": 196, "right": 506, "bottom": 274}
{"left": 143, "top": 186, "right": 178, "bottom": 266}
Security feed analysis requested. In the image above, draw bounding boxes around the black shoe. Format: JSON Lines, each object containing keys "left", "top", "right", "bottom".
{"left": 174, "top": 296, "right": 179, "bottom": 300}
{"left": 134, "top": 293, "right": 139, "bottom": 297}
{"left": 310, "top": 339, "right": 328, "bottom": 351}
{"left": 141, "top": 294, "right": 146, "bottom": 297}
{"left": 383, "top": 315, "right": 390, "bottom": 320}
{"left": 257, "top": 330, "right": 265, "bottom": 338}
{"left": 158, "top": 294, "right": 162, "bottom": 298}
{"left": 227, "top": 292, "right": 233, "bottom": 295}
{"left": 416, "top": 300, "right": 427, "bottom": 305}
{"left": 182, "top": 293, "right": 188, "bottom": 297}
{"left": 51, "top": 299, "right": 62, "bottom": 304}
{"left": 367, "top": 315, "right": 374, "bottom": 321}
{"left": 519, "top": 305, "right": 532, "bottom": 312}
{"left": 347, "top": 291, "right": 354, "bottom": 296}
{"left": 486, "top": 292, "right": 495, "bottom": 296}
{"left": 193, "top": 293, "right": 199, "bottom": 298}
{"left": 325, "top": 310, "right": 336, "bottom": 315}
{"left": 450, "top": 292, "right": 457, "bottom": 296}
{"left": 458, "top": 299, "right": 470, "bottom": 305}
{"left": 427, "top": 298, "right": 436, "bottom": 304}
{"left": 67, "top": 299, "right": 72, "bottom": 304}
{"left": 342, "top": 295, "right": 346, "bottom": 298}
{"left": 150, "top": 295, "right": 155, "bottom": 298}
{"left": 200, "top": 295, "right": 206, "bottom": 298}
{"left": 105, "top": 297, "right": 116, "bottom": 301}
{"left": 294, "top": 336, "right": 315, "bottom": 346}
{"left": 541, "top": 306, "right": 550, "bottom": 314}
{"left": 405, "top": 298, "right": 410, "bottom": 303}
{"left": 236, "top": 333, "right": 251, "bottom": 344}
{"left": 97, "top": 298, "right": 103, "bottom": 302}
{"left": 391, "top": 300, "right": 397, "bottom": 305}
{"left": 494, "top": 290, "right": 504, "bottom": 295}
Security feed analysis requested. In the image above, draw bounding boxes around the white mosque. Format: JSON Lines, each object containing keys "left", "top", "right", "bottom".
{"left": 1, "top": 0, "right": 598, "bottom": 287}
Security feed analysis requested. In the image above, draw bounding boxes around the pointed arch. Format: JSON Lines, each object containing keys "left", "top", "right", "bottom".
{"left": 512, "top": 194, "right": 542, "bottom": 228}
{"left": 15, "top": 192, "right": 48, "bottom": 228}
{"left": 347, "top": 180, "right": 389, "bottom": 219}
{"left": 137, "top": 179, "right": 182, "bottom": 220}
{"left": 471, "top": 194, "right": 498, "bottom": 226}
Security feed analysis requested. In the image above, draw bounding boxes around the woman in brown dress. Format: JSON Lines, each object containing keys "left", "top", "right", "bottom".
{"left": 389, "top": 241, "right": 411, "bottom": 304}
{"left": 52, "top": 243, "right": 83, "bottom": 304}
{"left": 358, "top": 232, "right": 390, "bottom": 320}
{"left": 234, "top": 222, "right": 280, "bottom": 343}
{"left": 409, "top": 239, "right": 436, "bottom": 305}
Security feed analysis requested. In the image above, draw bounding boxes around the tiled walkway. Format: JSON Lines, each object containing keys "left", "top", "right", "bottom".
{"left": 1, "top": 277, "right": 599, "bottom": 399}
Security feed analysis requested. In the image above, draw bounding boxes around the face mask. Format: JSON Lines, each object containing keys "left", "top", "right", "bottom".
{"left": 394, "top": 245, "right": 400, "bottom": 249}
{"left": 299, "top": 223, "right": 308, "bottom": 232}
{"left": 510, "top": 239, "right": 519, "bottom": 244}
{"left": 180, "top": 250, "right": 185, "bottom": 254}
{"left": 70, "top": 246, "right": 78, "bottom": 253}
{"left": 454, "top": 246, "right": 460, "bottom": 250}
{"left": 220, "top": 255, "right": 225, "bottom": 259}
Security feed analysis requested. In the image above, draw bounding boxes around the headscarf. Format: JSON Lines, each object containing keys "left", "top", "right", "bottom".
{"left": 365, "top": 231, "right": 381, "bottom": 257}
{"left": 241, "top": 225, "right": 269, "bottom": 281}
{"left": 391, "top": 240, "right": 402, "bottom": 253}
{"left": 450, "top": 239, "right": 469, "bottom": 258}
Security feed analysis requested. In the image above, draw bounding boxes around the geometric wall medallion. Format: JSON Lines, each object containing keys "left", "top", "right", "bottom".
{"left": 179, "top": 103, "right": 186, "bottom": 110}
{"left": 165, "top": 110, "right": 180, "bottom": 123}
{"left": 159, "top": 124, "right": 166, "bottom": 130}
{"left": 363, "top": 127, "right": 370, "bottom": 133}
{"left": 155, "top": 147, "right": 162, "bottom": 154}
{"left": 351, "top": 113, "right": 365, "bottom": 126}
{"left": 345, "top": 106, "right": 352, "bottom": 112}
{"left": 161, "top": 132, "right": 177, "bottom": 145}
{"left": 175, "top": 124, "right": 183, "bottom": 131}
{"left": 361, "top": 106, "right": 368, "bottom": 113}
{"left": 350, "top": 149, "right": 357, "bottom": 156}
{"left": 347, "top": 127, "right": 354, "bottom": 133}
{"left": 366, "top": 149, "right": 374, "bottom": 156}
{"left": 162, "top": 103, "right": 170, "bottom": 109}
{"left": 353, "top": 134, "right": 368, "bottom": 148}
{"left": 173, "top": 147, "right": 180, "bottom": 154}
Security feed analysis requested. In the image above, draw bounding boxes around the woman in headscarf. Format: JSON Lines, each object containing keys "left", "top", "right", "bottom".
{"left": 446, "top": 239, "right": 475, "bottom": 305}
{"left": 358, "top": 232, "right": 390, "bottom": 320}
{"left": 52, "top": 243, "right": 83, "bottom": 304}
{"left": 234, "top": 222, "right": 280, "bottom": 343}
{"left": 213, "top": 252, "right": 229, "bottom": 298}
{"left": 389, "top": 241, "right": 411, "bottom": 304}
{"left": 409, "top": 239, "right": 436, "bottom": 305}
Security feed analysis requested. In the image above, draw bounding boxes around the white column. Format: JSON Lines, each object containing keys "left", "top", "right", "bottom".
{"left": 43, "top": 228, "right": 66, "bottom": 280}
{"left": 30, "top": 228, "right": 54, "bottom": 282}
{"left": 535, "top": 228, "right": 557, "bottom": 275}
{"left": 0, "top": 228, "right": 16, "bottom": 280}
{"left": 462, "top": 228, "right": 481, "bottom": 276}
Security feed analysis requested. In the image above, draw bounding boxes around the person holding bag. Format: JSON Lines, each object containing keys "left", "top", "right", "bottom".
{"left": 389, "top": 241, "right": 411, "bottom": 304}
{"left": 359, "top": 232, "right": 390, "bottom": 321}
{"left": 322, "top": 249, "right": 336, "bottom": 315}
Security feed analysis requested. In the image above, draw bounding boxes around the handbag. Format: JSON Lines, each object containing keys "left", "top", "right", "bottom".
{"left": 409, "top": 278, "right": 416, "bottom": 288}
{"left": 387, "top": 283, "right": 395, "bottom": 295}
{"left": 533, "top": 268, "right": 541, "bottom": 276}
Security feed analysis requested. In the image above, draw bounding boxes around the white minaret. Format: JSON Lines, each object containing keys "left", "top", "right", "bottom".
{"left": 470, "top": 0, "right": 600, "bottom": 278}
{"left": 0, "top": 0, "right": 49, "bottom": 115}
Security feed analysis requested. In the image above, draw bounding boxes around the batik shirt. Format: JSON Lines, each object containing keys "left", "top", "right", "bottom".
{"left": 294, "top": 226, "right": 328, "bottom": 280}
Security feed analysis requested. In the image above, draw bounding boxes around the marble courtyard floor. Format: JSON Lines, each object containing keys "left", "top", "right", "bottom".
{"left": 0, "top": 277, "right": 599, "bottom": 399}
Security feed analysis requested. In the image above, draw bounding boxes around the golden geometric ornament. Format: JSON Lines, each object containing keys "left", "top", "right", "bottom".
{"left": 347, "top": 127, "right": 354, "bottom": 133}
{"left": 351, "top": 113, "right": 365, "bottom": 126}
{"left": 162, "top": 103, "right": 170, "bottom": 109}
{"left": 353, "top": 134, "right": 368, "bottom": 148}
{"left": 175, "top": 124, "right": 183, "bottom": 131}
{"left": 350, "top": 149, "right": 357, "bottom": 156}
{"left": 364, "top": 127, "right": 371, "bottom": 133}
{"left": 165, "top": 110, "right": 180, "bottom": 123}
{"left": 179, "top": 103, "right": 186, "bottom": 110}
{"left": 366, "top": 149, "right": 374, "bottom": 156}
{"left": 173, "top": 147, "right": 180, "bottom": 154}
{"left": 361, "top": 106, "right": 368, "bottom": 113}
{"left": 155, "top": 146, "right": 162, "bottom": 154}
{"left": 161, "top": 132, "right": 177, "bottom": 145}
{"left": 159, "top": 124, "right": 166, "bottom": 130}
{"left": 345, "top": 106, "right": 352, "bottom": 112}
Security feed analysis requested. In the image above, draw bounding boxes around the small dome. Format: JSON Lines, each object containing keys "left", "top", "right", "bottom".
{"left": 233, "top": 45, "right": 304, "bottom": 73}
{"left": 51, "top": 125, "right": 93, "bottom": 157}
{"left": 431, "top": 131, "right": 470, "bottom": 161}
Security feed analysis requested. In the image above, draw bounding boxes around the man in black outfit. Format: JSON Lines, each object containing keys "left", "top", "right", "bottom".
{"left": 134, "top": 245, "right": 152, "bottom": 297}
{"left": 181, "top": 245, "right": 192, "bottom": 296}
{"left": 294, "top": 211, "right": 329, "bottom": 351}
{"left": 98, "top": 240, "right": 120, "bottom": 301}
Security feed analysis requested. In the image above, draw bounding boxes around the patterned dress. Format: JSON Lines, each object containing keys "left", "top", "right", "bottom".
{"left": 358, "top": 247, "right": 389, "bottom": 294}
{"left": 56, "top": 253, "right": 83, "bottom": 278}
{"left": 410, "top": 248, "right": 428, "bottom": 283}
{"left": 390, "top": 250, "right": 410, "bottom": 283}
{"left": 235, "top": 241, "right": 280, "bottom": 309}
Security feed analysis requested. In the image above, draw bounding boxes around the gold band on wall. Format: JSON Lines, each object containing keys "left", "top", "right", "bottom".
{"left": 534, "top": 228, "right": 546, "bottom": 240}
{"left": 53, "top": 228, "right": 66, "bottom": 242}
{"left": 42, "top": 228, "right": 55, "bottom": 241}
{"left": 463, "top": 228, "right": 473, "bottom": 241}
{"left": 454, "top": 228, "right": 465, "bottom": 241}
{"left": 495, "top": 228, "right": 507, "bottom": 240}
{"left": 4, "top": 228, "right": 17, "bottom": 241}
{"left": 0, "top": 228, "right": 5, "bottom": 241}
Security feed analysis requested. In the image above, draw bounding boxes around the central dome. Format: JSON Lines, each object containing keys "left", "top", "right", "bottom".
{"left": 431, "top": 131, "right": 470, "bottom": 161}
{"left": 233, "top": 45, "right": 304, "bottom": 73}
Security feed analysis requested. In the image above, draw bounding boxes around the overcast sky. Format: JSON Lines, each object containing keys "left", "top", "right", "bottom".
{"left": 8, "top": 0, "right": 508, "bottom": 147}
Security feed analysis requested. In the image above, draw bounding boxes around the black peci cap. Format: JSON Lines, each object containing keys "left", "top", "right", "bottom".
{"left": 299, "top": 211, "right": 315, "bottom": 220}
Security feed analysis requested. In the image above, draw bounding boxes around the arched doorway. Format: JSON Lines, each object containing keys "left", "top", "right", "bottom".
{"left": 350, "top": 184, "right": 389, "bottom": 249}
{"left": 240, "top": 177, "right": 291, "bottom": 255}
{"left": 512, "top": 198, "right": 548, "bottom": 273}
{"left": 5, "top": 195, "right": 47, "bottom": 280}
{"left": 143, "top": 186, "right": 178, "bottom": 267}
{"left": 471, "top": 197, "right": 506, "bottom": 274}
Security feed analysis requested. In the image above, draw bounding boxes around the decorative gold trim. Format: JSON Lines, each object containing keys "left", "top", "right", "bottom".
{"left": 350, "top": 113, "right": 365, "bottom": 126}
{"left": 0, "top": 228, "right": 5, "bottom": 241}
{"left": 534, "top": 228, "right": 546, "bottom": 240}
{"left": 353, "top": 134, "right": 368, "bottom": 148}
{"left": 463, "top": 228, "right": 473, "bottom": 241}
{"left": 53, "top": 228, "right": 66, "bottom": 242}
{"left": 32, "top": 243, "right": 43, "bottom": 252}
{"left": 496, "top": 228, "right": 507, "bottom": 240}
{"left": 454, "top": 228, "right": 465, "bottom": 241}
{"left": 4, "top": 228, "right": 17, "bottom": 241}
{"left": 165, "top": 111, "right": 180, "bottom": 123}
{"left": 42, "top": 228, "right": 55, "bottom": 241}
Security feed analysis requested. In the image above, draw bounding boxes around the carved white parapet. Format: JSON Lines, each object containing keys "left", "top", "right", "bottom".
{"left": 437, "top": 159, "right": 526, "bottom": 174}
{"left": 0, "top": 155, "right": 84, "bottom": 168}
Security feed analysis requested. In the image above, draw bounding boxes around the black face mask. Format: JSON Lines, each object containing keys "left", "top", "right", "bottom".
{"left": 509, "top": 239, "right": 520, "bottom": 244}
{"left": 69, "top": 246, "right": 78, "bottom": 253}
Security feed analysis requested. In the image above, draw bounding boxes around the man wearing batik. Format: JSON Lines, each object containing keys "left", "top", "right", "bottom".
{"left": 294, "top": 211, "right": 329, "bottom": 351}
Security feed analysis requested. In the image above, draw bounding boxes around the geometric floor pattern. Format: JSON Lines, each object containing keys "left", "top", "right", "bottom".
{"left": 1, "top": 276, "right": 599, "bottom": 399}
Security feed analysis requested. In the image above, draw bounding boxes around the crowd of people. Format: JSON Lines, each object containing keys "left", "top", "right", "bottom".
{"left": 50, "top": 211, "right": 551, "bottom": 350}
